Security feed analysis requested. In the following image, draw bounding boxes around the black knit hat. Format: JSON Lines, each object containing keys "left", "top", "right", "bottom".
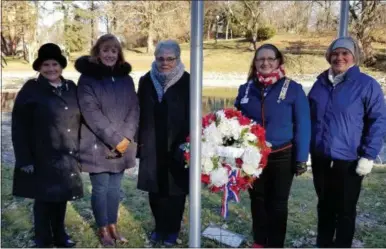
{"left": 32, "top": 43, "right": 67, "bottom": 71}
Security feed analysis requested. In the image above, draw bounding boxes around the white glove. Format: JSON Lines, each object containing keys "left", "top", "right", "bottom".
{"left": 356, "top": 157, "right": 373, "bottom": 176}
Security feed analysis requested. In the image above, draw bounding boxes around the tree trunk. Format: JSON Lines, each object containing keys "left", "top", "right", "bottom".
{"left": 249, "top": 28, "right": 257, "bottom": 50}
{"left": 358, "top": 32, "right": 376, "bottom": 66}
{"left": 225, "top": 20, "right": 229, "bottom": 40}
{"left": 147, "top": 28, "right": 155, "bottom": 54}
{"left": 105, "top": 16, "right": 110, "bottom": 33}
{"left": 1, "top": 32, "right": 9, "bottom": 55}
{"left": 215, "top": 18, "right": 219, "bottom": 43}
{"left": 90, "top": 1, "right": 95, "bottom": 47}
{"left": 22, "top": 31, "right": 27, "bottom": 61}
{"left": 207, "top": 21, "right": 213, "bottom": 40}
{"left": 349, "top": 0, "right": 380, "bottom": 66}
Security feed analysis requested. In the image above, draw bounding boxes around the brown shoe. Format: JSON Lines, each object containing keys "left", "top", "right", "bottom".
{"left": 108, "top": 224, "right": 128, "bottom": 243}
{"left": 98, "top": 226, "right": 115, "bottom": 247}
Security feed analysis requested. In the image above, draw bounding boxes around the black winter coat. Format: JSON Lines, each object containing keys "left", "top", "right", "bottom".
{"left": 12, "top": 74, "right": 83, "bottom": 201}
{"left": 76, "top": 56, "right": 139, "bottom": 173}
{"left": 137, "top": 71, "right": 190, "bottom": 195}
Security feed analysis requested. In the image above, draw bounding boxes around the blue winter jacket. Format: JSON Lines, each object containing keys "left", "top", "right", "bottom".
{"left": 235, "top": 77, "right": 311, "bottom": 162}
{"left": 308, "top": 66, "right": 386, "bottom": 161}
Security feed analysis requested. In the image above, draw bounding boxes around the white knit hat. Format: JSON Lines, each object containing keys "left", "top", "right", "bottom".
{"left": 325, "top": 37, "right": 361, "bottom": 64}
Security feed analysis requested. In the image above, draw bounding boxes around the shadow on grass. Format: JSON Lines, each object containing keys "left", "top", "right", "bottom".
{"left": 1, "top": 167, "right": 35, "bottom": 248}
{"left": 203, "top": 43, "right": 242, "bottom": 50}
{"left": 127, "top": 48, "right": 145, "bottom": 54}
{"left": 69, "top": 173, "right": 101, "bottom": 247}
{"left": 2, "top": 165, "right": 386, "bottom": 248}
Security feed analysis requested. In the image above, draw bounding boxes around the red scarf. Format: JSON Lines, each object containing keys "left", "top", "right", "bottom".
{"left": 256, "top": 65, "right": 286, "bottom": 87}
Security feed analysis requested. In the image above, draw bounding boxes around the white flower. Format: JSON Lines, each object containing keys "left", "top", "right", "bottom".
{"left": 217, "top": 118, "right": 233, "bottom": 138}
{"left": 242, "top": 164, "right": 257, "bottom": 175}
{"left": 243, "top": 132, "right": 257, "bottom": 146}
{"left": 216, "top": 146, "right": 244, "bottom": 158}
{"left": 245, "top": 132, "right": 257, "bottom": 142}
{"left": 254, "top": 168, "right": 263, "bottom": 177}
{"left": 229, "top": 119, "right": 242, "bottom": 140}
{"left": 216, "top": 110, "right": 226, "bottom": 120}
{"left": 202, "top": 157, "right": 215, "bottom": 174}
{"left": 242, "top": 163, "right": 263, "bottom": 177}
{"left": 202, "top": 142, "right": 216, "bottom": 158}
{"left": 242, "top": 146, "right": 262, "bottom": 166}
{"left": 210, "top": 166, "right": 229, "bottom": 187}
{"left": 203, "top": 123, "right": 222, "bottom": 145}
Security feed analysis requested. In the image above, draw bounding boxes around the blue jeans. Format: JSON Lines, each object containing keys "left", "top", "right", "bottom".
{"left": 89, "top": 171, "right": 124, "bottom": 227}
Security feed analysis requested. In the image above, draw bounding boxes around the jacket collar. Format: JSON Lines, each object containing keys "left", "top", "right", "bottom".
{"left": 317, "top": 65, "right": 360, "bottom": 86}
{"left": 75, "top": 56, "right": 132, "bottom": 79}
{"left": 37, "top": 74, "right": 66, "bottom": 87}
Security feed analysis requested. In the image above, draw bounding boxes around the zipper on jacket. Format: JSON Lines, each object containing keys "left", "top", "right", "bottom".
{"left": 261, "top": 88, "right": 266, "bottom": 129}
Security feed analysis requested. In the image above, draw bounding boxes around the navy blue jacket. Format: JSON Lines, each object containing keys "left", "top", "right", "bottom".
{"left": 235, "top": 77, "right": 311, "bottom": 162}
{"left": 12, "top": 75, "right": 83, "bottom": 201}
{"left": 76, "top": 56, "right": 139, "bottom": 173}
{"left": 308, "top": 66, "right": 386, "bottom": 161}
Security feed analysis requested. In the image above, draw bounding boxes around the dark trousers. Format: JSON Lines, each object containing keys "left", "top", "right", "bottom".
{"left": 248, "top": 148, "right": 294, "bottom": 248}
{"left": 33, "top": 200, "right": 68, "bottom": 246}
{"left": 89, "top": 171, "right": 124, "bottom": 227}
{"left": 149, "top": 192, "right": 186, "bottom": 236}
{"left": 311, "top": 156, "right": 363, "bottom": 248}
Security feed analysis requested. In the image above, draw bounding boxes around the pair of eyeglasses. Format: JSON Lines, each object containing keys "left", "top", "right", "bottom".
{"left": 255, "top": 57, "right": 277, "bottom": 63}
{"left": 156, "top": 57, "right": 177, "bottom": 63}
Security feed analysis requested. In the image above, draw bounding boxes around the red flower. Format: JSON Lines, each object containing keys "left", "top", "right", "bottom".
{"left": 259, "top": 147, "right": 271, "bottom": 168}
{"left": 201, "top": 174, "right": 210, "bottom": 184}
{"left": 210, "top": 186, "right": 223, "bottom": 193}
{"left": 184, "top": 152, "right": 190, "bottom": 162}
{"left": 251, "top": 124, "right": 266, "bottom": 140}
{"left": 224, "top": 108, "right": 241, "bottom": 119}
{"left": 235, "top": 158, "right": 243, "bottom": 167}
{"left": 202, "top": 113, "right": 216, "bottom": 128}
{"left": 237, "top": 115, "right": 251, "bottom": 126}
{"left": 236, "top": 176, "right": 254, "bottom": 191}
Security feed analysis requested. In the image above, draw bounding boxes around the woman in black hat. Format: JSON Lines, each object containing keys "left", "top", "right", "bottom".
{"left": 12, "top": 43, "right": 83, "bottom": 248}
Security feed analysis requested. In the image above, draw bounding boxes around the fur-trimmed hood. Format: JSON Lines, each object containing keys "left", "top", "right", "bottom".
{"left": 75, "top": 56, "right": 132, "bottom": 78}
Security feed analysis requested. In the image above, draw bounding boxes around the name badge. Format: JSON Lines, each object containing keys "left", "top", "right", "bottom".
{"left": 240, "top": 97, "right": 249, "bottom": 104}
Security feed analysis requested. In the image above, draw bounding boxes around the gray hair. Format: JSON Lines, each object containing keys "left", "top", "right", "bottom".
{"left": 325, "top": 36, "right": 361, "bottom": 65}
{"left": 154, "top": 40, "right": 181, "bottom": 58}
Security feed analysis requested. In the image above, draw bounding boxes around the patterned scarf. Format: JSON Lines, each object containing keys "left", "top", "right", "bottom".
{"left": 256, "top": 65, "right": 286, "bottom": 87}
{"left": 150, "top": 60, "right": 185, "bottom": 102}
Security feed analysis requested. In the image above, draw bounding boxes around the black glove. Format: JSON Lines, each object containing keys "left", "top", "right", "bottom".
{"left": 20, "top": 165, "right": 34, "bottom": 174}
{"left": 295, "top": 161, "right": 307, "bottom": 176}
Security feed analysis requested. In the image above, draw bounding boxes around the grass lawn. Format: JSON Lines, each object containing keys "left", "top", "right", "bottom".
{"left": 2, "top": 165, "right": 386, "bottom": 248}
{"left": 3, "top": 33, "right": 386, "bottom": 80}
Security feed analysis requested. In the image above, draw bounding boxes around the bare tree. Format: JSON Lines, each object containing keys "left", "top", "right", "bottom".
{"left": 227, "top": 1, "right": 262, "bottom": 50}
{"left": 349, "top": 0, "right": 382, "bottom": 66}
{"left": 1, "top": 1, "right": 37, "bottom": 56}
{"left": 313, "top": 0, "right": 338, "bottom": 32}
{"left": 109, "top": 1, "right": 186, "bottom": 53}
